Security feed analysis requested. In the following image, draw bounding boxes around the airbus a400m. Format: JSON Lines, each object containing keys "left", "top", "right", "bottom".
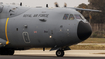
{"left": 0, "top": 2, "right": 101, "bottom": 57}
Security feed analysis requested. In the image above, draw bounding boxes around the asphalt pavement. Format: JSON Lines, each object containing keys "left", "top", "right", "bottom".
{"left": 0, "top": 50, "right": 105, "bottom": 59}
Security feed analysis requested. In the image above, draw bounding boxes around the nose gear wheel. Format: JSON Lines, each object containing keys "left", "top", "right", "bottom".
{"left": 56, "top": 50, "right": 64, "bottom": 57}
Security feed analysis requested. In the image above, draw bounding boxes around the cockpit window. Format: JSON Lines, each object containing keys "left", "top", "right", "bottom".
{"left": 75, "top": 15, "right": 83, "bottom": 19}
{"left": 63, "top": 14, "right": 69, "bottom": 20}
{"left": 69, "top": 14, "right": 74, "bottom": 20}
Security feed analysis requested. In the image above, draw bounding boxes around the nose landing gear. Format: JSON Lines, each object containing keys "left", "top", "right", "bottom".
{"left": 56, "top": 50, "right": 64, "bottom": 57}
{"left": 51, "top": 46, "right": 70, "bottom": 57}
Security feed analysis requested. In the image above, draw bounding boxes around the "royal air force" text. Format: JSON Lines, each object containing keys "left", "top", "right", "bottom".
{"left": 23, "top": 14, "right": 49, "bottom": 18}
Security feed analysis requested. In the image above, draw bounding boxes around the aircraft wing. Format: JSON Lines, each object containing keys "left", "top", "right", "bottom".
{"left": 67, "top": 7, "right": 102, "bottom": 12}
{"left": 0, "top": 38, "right": 7, "bottom": 47}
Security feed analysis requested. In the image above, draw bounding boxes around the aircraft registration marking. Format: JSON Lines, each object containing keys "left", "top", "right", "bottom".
{"left": 5, "top": 18, "right": 9, "bottom": 45}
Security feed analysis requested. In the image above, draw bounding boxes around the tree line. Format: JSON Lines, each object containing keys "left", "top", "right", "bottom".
{"left": 78, "top": 0, "right": 105, "bottom": 23}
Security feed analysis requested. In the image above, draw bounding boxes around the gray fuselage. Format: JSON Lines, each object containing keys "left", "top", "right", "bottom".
{"left": 0, "top": 4, "right": 92, "bottom": 49}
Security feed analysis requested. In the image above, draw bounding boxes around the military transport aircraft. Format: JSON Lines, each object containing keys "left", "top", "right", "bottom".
{"left": 0, "top": 2, "right": 101, "bottom": 57}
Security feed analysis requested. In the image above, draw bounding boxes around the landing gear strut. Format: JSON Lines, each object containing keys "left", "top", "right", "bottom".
{"left": 56, "top": 50, "right": 64, "bottom": 57}
{"left": 0, "top": 48, "right": 14, "bottom": 55}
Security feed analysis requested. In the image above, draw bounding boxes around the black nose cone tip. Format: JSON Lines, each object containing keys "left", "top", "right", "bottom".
{"left": 77, "top": 21, "right": 92, "bottom": 41}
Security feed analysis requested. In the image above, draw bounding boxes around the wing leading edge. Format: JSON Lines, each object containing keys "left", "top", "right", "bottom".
{"left": 67, "top": 7, "right": 102, "bottom": 12}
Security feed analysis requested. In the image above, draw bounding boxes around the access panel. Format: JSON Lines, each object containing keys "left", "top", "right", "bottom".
{"left": 22, "top": 32, "right": 30, "bottom": 43}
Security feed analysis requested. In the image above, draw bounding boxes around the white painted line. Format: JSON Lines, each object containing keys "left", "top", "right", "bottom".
{"left": 77, "top": 43, "right": 105, "bottom": 45}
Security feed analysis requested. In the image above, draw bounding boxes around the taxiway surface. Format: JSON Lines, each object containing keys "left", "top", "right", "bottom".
{"left": 0, "top": 50, "right": 105, "bottom": 59}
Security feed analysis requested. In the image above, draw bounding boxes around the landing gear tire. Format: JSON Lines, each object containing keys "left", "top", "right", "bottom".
{"left": 7, "top": 49, "right": 14, "bottom": 55}
{"left": 0, "top": 48, "right": 14, "bottom": 55}
{"left": 56, "top": 50, "right": 64, "bottom": 57}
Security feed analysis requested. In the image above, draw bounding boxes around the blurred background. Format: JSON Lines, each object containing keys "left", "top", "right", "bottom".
{"left": 78, "top": 0, "right": 105, "bottom": 38}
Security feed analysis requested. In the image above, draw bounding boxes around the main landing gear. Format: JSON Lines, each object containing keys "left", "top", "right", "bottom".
{"left": 56, "top": 50, "right": 64, "bottom": 57}
{"left": 0, "top": 48, "right": 14, "bottom": 55}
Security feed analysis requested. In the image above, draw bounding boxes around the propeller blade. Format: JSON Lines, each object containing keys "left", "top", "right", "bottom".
{"left": 54, "top": 2, "right": 59, "bottom": 7}
{"left": 64, "top": 3, "right": 67, "bottom": 7}
{"left": 20, "top": 2, "right": 22, "bottom": 6}
{"left": 46, "top": 4, "right": 48, "bottom": 8}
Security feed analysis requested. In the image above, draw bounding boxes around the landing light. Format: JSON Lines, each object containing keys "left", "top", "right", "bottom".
{"left": 0, "top": 43, "right": 2, "bottom": 45}
{"left": 60, "top": 29, "right": 62, "bottom": 31}
{"left": 67, "top": 29, "right": 69, "bottom": 31}
{"left": 49, "top": 36, "right": 52, "bottom": 38}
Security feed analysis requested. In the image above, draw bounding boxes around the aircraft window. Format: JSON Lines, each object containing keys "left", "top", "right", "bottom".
{"left": 69, "top": 14, "right": 74, "bottom": 20}
{"left": 63, "top": 14, "right": 69, "bottom": 20}
{"left": 75, "top": 15, "right": 83, "bottom": 19}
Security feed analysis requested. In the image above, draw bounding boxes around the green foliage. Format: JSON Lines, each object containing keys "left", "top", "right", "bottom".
{"left": 77, "top": 3, "right": 89, "bottom": 18}
{"left": 82, "top": 38, "right": 105, "bottom": 43}
{"left": 70, "top": 45, "right": 105, "bottom": 50}
{"left": 88, "top": 0, "right": 105, "bottom": 23}
{"left": 78, "top": 3, "right": 88, "bottom": 8}
{"left": 92, "top": 33, "right": 98, "bottom": 37}
{"left": 78, "top": 0, "right": 105, "bottom": 23}
{"left": 91, "top": 31, "right": 104, "bottom": 38}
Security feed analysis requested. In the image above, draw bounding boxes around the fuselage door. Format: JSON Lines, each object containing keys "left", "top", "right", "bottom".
{"left": 22, "top": 32, "right": 30, "bottom": 43}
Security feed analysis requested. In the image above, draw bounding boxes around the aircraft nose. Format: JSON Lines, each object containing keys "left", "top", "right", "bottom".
{"left": 77, "top": 21, "right": 92, "bottom": 41}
